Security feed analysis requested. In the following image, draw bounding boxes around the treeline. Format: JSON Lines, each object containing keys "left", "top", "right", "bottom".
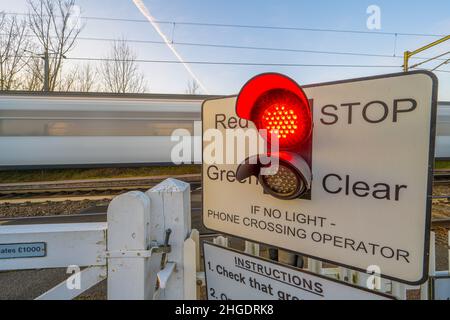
{"left": 0, "top": 0, "right": 147, "bottom": 93}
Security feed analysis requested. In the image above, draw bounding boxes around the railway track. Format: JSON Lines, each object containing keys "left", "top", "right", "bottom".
{"left": 434, "top": 169, "right": 450, "bottom": 185}
{"left": 0, "top": 208, "right": 207, "bottom": 235}
{"left": 0, "top": 170, "right": 447, "bottom": 201}
{"left": 0, "top": 175, "right": 201, "bottom": 201}
{"left": 1, "top": 212, "right": 449, "bottom": 232}
{"left": 0, "top": 186, "right": 170, "bottom": 202}
{"left": 431, "top": 218, "right": 450, "bottom": 229}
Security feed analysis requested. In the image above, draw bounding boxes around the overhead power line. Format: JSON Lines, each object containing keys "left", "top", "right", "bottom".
{"left": 16, "top": 55, "right": 402, "bottom": 68}
{"left": 3, "top": 12, "right": 446, "bottom": 38}
{"left": 2, "top": 33, "right": 450, "bottom": 63}
{"left": 410, "top": 51, "right": 450, "bottom": 69}
{"left": 431, "top": 59, "right": 450, "bottom": 71}
{"left": 78, "top": 37, "right": 450, "bottom": 62}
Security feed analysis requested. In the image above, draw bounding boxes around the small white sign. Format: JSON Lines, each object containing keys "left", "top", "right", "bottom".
{"left": 203, "top": 242, "right": 393, "bottom": 300}
{"left": 202, "top": 71, "right": 437, "bottom": 284}
{"left": 0, "top": 242, "right": 46, "bottom": 259}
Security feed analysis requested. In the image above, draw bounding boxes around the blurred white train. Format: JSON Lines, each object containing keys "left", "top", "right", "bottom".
{"left": 437, "top": 101, "right": 450, "bottom": 160}
{"left": 0, "top": 92, "right": 449, "bottom": 170}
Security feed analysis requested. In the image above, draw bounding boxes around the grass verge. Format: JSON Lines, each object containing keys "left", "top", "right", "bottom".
{"left": 436, "top": 161, "right": 450, "bottom": 170}
{"left": 0, "top": 161, "right": 448, "bottom": 184}
{"left": 0, "top": 165, "right": 201, "bottom": 184}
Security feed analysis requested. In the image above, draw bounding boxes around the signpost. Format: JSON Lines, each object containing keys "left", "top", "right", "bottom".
{"left": 204, "top": 242, "right": 393, "bottom": 300}
{"left": 202, "top": 71, "right": 437, "bottom": 285}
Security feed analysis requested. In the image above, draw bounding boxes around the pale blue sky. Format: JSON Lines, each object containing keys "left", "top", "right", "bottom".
{"left": 1, "top": 0, "right": 449, "bottom": 99}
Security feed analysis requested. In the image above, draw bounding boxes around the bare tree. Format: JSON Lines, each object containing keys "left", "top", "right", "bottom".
{"left": 100, "top": 39, "right": 147, "bottom": 94}
{"left": 21, "top": 54, "right": 44, "bottom": 91}
{"left": 76, "top": 63, "right": 96, "bottom": 92}
{"left": 27, "top": 0, "right": 84, "bottom": 91}
{"left": 186, "top": 79, "right": 200, "bottom": 95}
{"left": 56, "top": 65, "right": 78, "bottom": 91}
{"left": 56, "top": 63, "right": 97, "bottom": 92}
{"left": 0, "top": 14, "right": 33, "bottom": 91}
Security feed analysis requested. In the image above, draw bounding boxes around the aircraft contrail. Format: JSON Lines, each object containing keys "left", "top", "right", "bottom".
{"left": 132, "top": 0, "right": 209, "bottom": 94}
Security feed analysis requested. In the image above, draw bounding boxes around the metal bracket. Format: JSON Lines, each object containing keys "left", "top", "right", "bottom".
{"left": 105, "top": 244, "right": 171, "bottom": 259}
{"left": 160, "top": 229, "right": 172, "bottom": 269}
{"left": 157, "top": 262, "right": 176, "bottom": 289}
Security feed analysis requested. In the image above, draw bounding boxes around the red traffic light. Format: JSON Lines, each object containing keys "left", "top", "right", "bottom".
{"left": 252, "top": 89, "right": 311, "bottom": 148}
{"left": 235, "top": 73, "right": 313, "bottom": 200}
{"left": 236, "top": 73, "right": 312, "bottom": 148}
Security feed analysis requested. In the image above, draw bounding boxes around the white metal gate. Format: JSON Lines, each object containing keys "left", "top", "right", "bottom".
{"left": 0, "top": 178, "right": 199, "bottom": 300}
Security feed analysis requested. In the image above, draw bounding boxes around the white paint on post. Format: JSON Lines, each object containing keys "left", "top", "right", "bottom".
{"left": 190, "top": 229, "right": 201, "bottom": 272}
{"left": 244, "top": 241, "right": 260, "bottom": 256}
{"left": 107, "top": 191, "right": 154, "bottom": 300}
{"left": 0, "top": 223, "right": 106, "bottom": 271}
{"left": 356, "top": 271, "right": 368, "bottom": 287}
{"left": 429, "top": 232, "right": 436, "bottom": 277}
{"left": 146, "top": 179, "right": 191, "bottom": 300}
{"left": 308, "top": 258, "right": 322, "bottom": 274}
{"left": 36, "top": 266, "right": 107, "bottom": 300}
{"left": 339, "top": 267, "right": 352, "bottom": 283}
{"left": 213, "top": 236, "right": 228, "bottom": 247}
{"left": 391, "top": 281, "right": 406, "bottom": 300}
{"left": 321, "top": 267, "right": 340, "bottom": 279}
{"left": 420, "top": 278, "right": 428, "bottom": 299}
{"left": 184, "top": 236, "right": 197, "bottom": 300}
{"left": 380, "top": 279, "right": 390, "bottom": 293}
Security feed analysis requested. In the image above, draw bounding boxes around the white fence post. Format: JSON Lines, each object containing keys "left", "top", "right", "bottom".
{"left": 430, "top": 231, "right": 436, "bottom": 277}
{"left": 146, "top": 178, "right": 192, "bottom": 300}
{"left": 213, "top": 236, "right": 229, "bottom": 247}
{"left": 184, "top": 233, "right": 197, "bottom": 300}
{"left": 307, "top": 258, "right": 322, "bottom": 274}
{"left": 391, "top": 281, "right": 406, "bottom": 300}
{"left": 339, "top": 267, "right": 352, "bottom": 283}
{"left": 106, "top": 191, "right": 154, "bottom": 300}
{"left": 190, "top": 229, "right": 201, "bottom": 273}
{"left": 244, "top": 241, "right": 260, "bottom": 256}
{"left": 356, "top": 271, "right": 369, "bottom": 288}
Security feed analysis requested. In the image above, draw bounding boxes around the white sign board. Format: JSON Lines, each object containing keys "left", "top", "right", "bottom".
{"left": 202, "top": 71, "right": 437, "bottom": 285}
{"left": 203, "top": 242, "right": 392, "bottom": 300}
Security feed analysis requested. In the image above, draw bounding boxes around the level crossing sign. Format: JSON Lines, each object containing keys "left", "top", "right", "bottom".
{"left": 202, "top": 71, "right": 437, "bottom": 284}
{"left": 204, "top": 242, "right": 394, "bottom": 300}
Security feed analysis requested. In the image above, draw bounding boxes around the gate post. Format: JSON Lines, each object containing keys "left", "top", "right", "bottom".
{"left": 106, "top": 191, "right": 155, "bottom": 300}
{"left": 146, "top": 178, "right": 192, "bottom": 300}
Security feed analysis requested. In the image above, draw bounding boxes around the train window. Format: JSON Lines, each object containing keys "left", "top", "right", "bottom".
{"left": 0, "top": 119, "right": 195, "bottom": 136}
